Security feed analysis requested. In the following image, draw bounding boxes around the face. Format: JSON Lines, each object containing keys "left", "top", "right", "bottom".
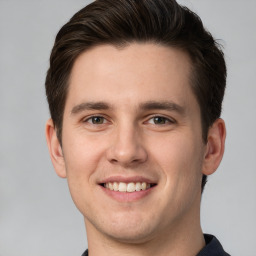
{"left": 47, "top": 43, "right": 221, "bottom": 244}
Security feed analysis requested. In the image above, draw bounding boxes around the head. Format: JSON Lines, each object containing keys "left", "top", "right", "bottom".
{"left": 45, "top": 0, "right": 226, "bottom": 193}
{"left": 45, "top": 0, "right": 227, "bottom": 246}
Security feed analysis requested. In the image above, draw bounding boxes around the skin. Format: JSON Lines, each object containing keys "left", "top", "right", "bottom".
{"left": 46, "top": 43, "right": 226, "bottom": 256}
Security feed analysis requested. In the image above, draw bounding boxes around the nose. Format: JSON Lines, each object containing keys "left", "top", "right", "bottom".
{"left": 106, "top": 124, "right": 148, "bottom": 167}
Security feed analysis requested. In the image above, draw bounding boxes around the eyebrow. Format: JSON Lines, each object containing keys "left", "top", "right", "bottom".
{"left": 139, "top": 101, "right": 185, "bottom": 114}
{"left": 71, "top": 100, "right": 185, "bottom": 115}
{"left": 71, "top": 102, "right": 111, "bottom": 114}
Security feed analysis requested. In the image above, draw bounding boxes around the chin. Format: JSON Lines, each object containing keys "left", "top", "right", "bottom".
{"left": 87, "top": 211, "right": 159, "bottom": 244}
{"left": 104, "top": 225, "right": 156, "bottom": 244}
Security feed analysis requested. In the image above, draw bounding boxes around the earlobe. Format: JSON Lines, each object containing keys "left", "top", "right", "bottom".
{"left": 202, "top": 118, "right": 226, "bottom": 176}
{"left": 45, "top": 119, "right": 67, "bottom": 178}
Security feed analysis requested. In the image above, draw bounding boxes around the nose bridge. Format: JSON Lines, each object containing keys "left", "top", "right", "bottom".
{"left": 107, "top": 120, "right": 147, "bottom": 166}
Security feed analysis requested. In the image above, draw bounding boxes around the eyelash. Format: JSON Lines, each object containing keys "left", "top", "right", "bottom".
{"left": 147, "top": 115, "right": 175, "bottom": 125}
{"left": 83, "top": 115, "right": 175, "bottom": 126}
{"left": 83, "top": 115, "right": 108, "bottom": 125}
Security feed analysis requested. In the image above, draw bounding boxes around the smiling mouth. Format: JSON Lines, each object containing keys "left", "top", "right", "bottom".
{"left": 100, "top": 182, "right": 156, "bottom": 193}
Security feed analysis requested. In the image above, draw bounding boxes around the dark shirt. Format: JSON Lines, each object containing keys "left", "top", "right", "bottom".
{"left": 81, "top": 234, "right": 230, "bottom": 256}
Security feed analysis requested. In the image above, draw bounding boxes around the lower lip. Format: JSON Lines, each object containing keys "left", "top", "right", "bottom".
{"left": 100, "top": 185, "right": 155, "bottom": 202}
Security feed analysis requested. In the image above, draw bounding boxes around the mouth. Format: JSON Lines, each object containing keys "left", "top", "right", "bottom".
{"left": 100, "top": 182, "right": 156, "bottom": 192}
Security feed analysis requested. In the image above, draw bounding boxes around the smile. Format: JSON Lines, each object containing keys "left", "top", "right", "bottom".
{"left": 103, "top": 182, "right": 155, "bottom": 192}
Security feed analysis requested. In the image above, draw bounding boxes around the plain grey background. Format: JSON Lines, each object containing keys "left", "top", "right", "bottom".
{"left": 0, "top": 0, "right": 255, "bottom": 255}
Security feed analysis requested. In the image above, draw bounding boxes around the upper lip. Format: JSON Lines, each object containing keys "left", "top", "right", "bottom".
{"left": 99, "top": 175, "right": 157, "bottom": 184}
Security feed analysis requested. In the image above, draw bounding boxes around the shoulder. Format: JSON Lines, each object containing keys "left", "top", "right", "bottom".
{"left": 81, "top": 250, "right": 88, "bottom": 256}
{"left": 197, "top": 234, "right": 231, "bottom": 256}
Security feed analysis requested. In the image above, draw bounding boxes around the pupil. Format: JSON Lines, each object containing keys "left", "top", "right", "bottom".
{"left": 154, "top": 117, "right": 165, "bottom": 124}
{"left": 93, "top": 117, "right": 103, "bottom": 124}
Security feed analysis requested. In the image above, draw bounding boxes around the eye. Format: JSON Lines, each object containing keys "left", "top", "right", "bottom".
{"left": 85, "top": 116, "right": 106, "bottom": 124}
{"left": 148, "top": 116, "right": 174, "bottom": 125}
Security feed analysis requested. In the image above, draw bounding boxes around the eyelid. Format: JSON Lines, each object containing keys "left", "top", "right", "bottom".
{"left": 82, "top": 115, "right": 109, "bottom": 124}
{"left": 81, "top": 114, "right": 175, "bottom": 125}
{"left": 146, "top": 115, "right": 176, "bottom": 124}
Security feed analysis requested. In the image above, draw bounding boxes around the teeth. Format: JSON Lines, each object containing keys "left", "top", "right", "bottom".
{"left": 141, "top": 182, "right": 147, "bottom": 190}
{"left": 104, "top": 182, "right": 152, "bottom": 192}
{"left": 135, "top": 182, "right": 141, "bottom": 191}
{"left": 127, "top": 182, "right": 135, "bottom": 192}
{"left": 113, "top": 182, "right": 118, "bottom": 191}
{"left": 119, "top": 182, "right": 127, "bottom": 192}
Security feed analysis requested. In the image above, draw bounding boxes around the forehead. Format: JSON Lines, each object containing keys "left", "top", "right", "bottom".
{"left": 66, "top": 43, "right": 196, "bottom": 113}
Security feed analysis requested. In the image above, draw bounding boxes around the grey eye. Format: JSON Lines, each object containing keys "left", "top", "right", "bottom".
{"left": 90, "top": 116, "right": 105, "bottom": 124}
{"left": 153, "top": 116, "right": 168, "bottom": 124}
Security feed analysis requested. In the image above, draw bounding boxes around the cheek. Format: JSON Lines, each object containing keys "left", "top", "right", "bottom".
{"left": 62, "top": 132, "right": 108, "bottom": 183}
{"left": 62, "top": 134, "right": 108, "bottom": 212}
{"left": 149, "top": 133, "right": 204, "bottom": 187}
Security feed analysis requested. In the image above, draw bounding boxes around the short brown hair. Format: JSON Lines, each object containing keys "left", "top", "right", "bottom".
{"left": 45, "top": 0, "right": 226, "bottom": 191}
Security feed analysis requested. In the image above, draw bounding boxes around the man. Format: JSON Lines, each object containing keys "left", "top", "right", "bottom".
{"left": 45, "top": 0, "right": 229, "bottom": 255}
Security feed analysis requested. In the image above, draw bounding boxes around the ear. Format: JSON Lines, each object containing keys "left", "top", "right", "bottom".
{"left": 45, "top": 119, "right": 67, "bottom": 178}
{"left": 202, "top": 118, "right": 226, "bottom": 176}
